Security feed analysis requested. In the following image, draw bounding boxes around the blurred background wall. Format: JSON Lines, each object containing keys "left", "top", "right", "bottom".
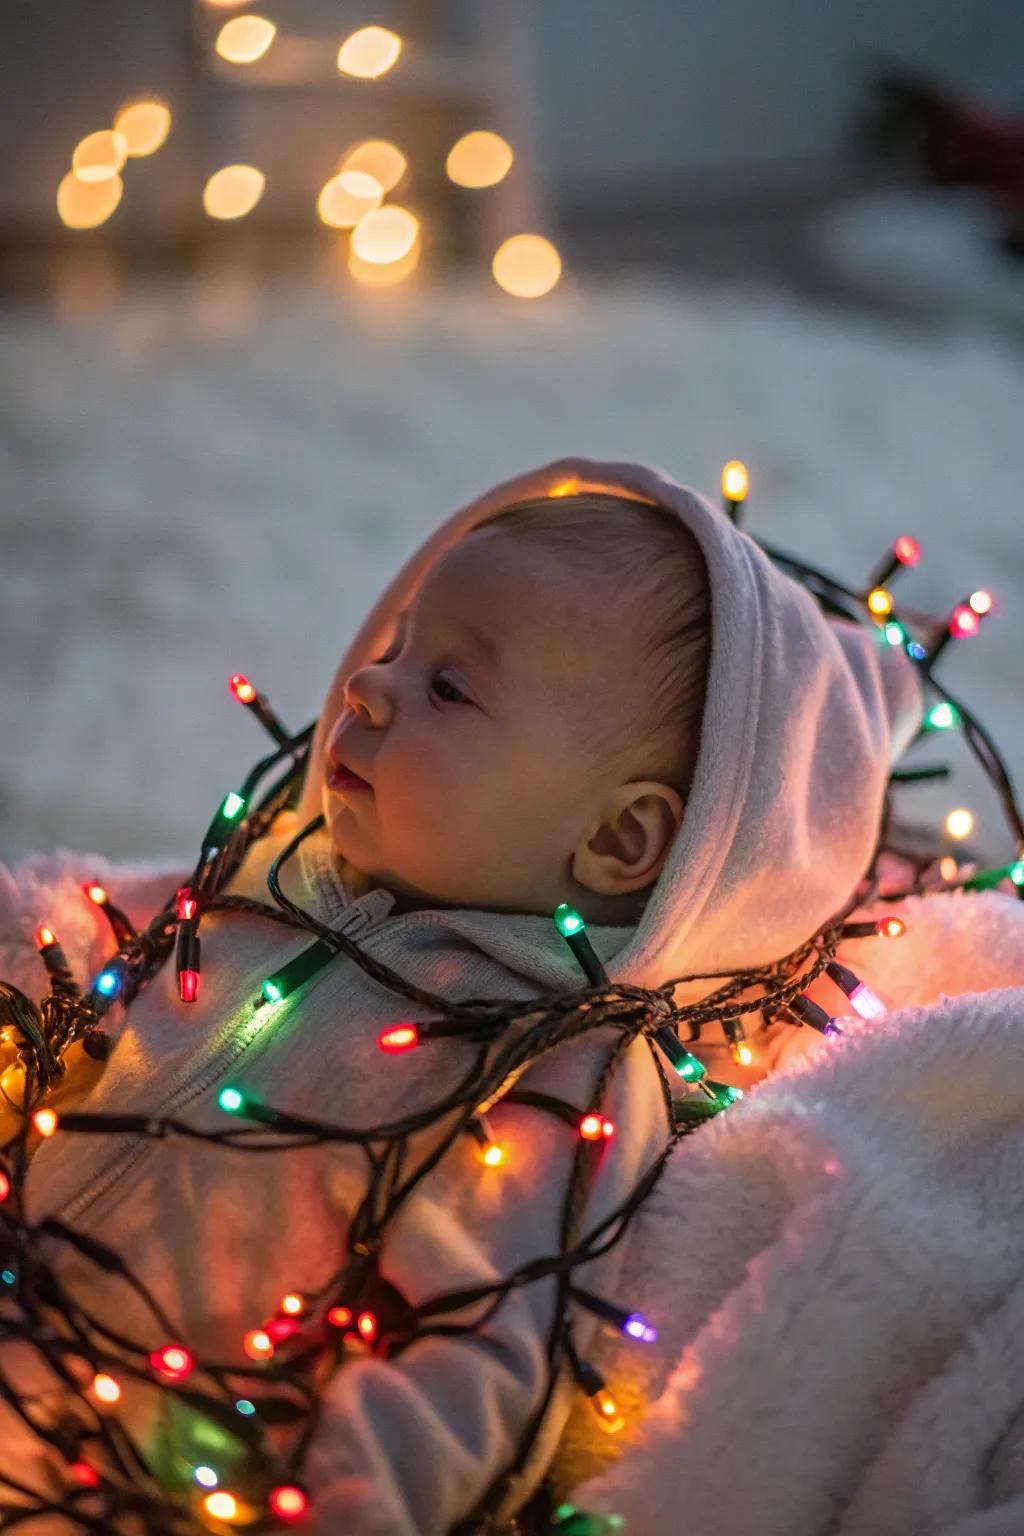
{"left": 1, "top": 0, "right": 1022, "bottom": 867}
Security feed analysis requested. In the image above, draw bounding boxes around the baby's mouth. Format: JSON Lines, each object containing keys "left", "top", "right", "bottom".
{"left": 327, "top": 763, "right": 372, "bottom": 793}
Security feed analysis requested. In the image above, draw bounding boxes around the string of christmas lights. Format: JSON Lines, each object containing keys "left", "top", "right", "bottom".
{"left": 1, "top": 466, "right": 1021, "bottom": 1536}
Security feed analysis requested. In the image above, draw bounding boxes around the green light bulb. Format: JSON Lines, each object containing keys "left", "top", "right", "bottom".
{"left": 1012, "top": 863, "right": 1024, "bottom": 886}
{"left": 222, "top": 791, "right": 245, "bottom": 820}
{"left": 926, "top": 702, "right": 959, "bottom": 731}
{"left": 884, "top": 621, "right": 907, "bottom": 648}
{"left": 553, "top": 903, "right": 585, "bottom": 937}
{"left": 262, "top": 980, "right": 283, "bottom": 1004}
{"left": 218, "top": 1087, "right": 244, "bottom": 1113}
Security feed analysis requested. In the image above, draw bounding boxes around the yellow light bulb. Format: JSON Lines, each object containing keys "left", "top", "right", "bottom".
{"left": 733, "top": 1043, "right": 753, "bottom": 1067}
{"left": 203, "top": 1490, "right": 239, "bottom": 1521}
{"left": 446, "top": 131, "right": 514, "bottom": 188}
{"left": 867, "top": 587, "right": 893, "bottom": 617}
{"left": 549, "top": 478, "right": 578, "bottom": 498}
{"left": 721, "top": 461, "right": 748, "bottom": 502}
{"left": 944, "top": 807, "right": 975, "bottom": 841}
{"left": 481, "top": 1142, "right": 505, "bottom": 1167}
{"left": 492, "top": 234, "right": 562, "bottom": 299}
{"left": 32, "top": 1108, "right": 59, "bottom": 1138}
{"left": 337, "top": 26, "right": 403, "bottom": 79}
{"left": 593, "top": 1389, "right": 625, "bottom": 1434}
{"left": 91, "top": 1372, "right": 121, "bottom": 1404}
{"left": 215, "top": 15, "right": 276, "bottom": 63}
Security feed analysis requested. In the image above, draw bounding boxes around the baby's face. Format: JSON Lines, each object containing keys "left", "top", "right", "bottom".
{"left": 321, "top": 529, "right": 642, "bottom": 915}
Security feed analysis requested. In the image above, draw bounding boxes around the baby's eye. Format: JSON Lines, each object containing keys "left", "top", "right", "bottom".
{"left": 431, "top": 675, "right": 470, "bottom": 705}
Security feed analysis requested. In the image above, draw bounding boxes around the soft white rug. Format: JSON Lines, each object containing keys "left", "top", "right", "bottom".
{"left": 1, "top": 265, "right": 1021, "bottom": 862}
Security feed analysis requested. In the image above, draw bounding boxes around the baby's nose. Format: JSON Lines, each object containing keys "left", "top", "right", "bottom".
{"left": 343, "top": 665, "right": 389, "bottom": 725}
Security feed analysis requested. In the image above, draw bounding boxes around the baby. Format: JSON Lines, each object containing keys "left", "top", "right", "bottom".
{"left": 0, "top": 456, "right": 920, "bottom": 1536}
{"left": 313, "top": 491, "right": 710, "bottom": 927}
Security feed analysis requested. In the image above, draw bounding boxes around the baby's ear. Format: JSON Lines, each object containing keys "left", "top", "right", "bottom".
{"left": 573, "top": 782, "right": 684, "bottom": 896}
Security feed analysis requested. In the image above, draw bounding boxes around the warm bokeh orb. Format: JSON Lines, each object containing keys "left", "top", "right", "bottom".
{"left": 337, "top": 26, "right": 403, "bottom": 79}
{"left": 72, "top": 130, "right": 128, "bottom": 183}
{"left": 340, "top": 139, "right": 407, "bottom": 194}
{"left": 446, "top": 131, "right": 514, "bottom": 188}
{"left": 57, "top": 172, "right": 123, "bottom": 229}
{"left": 351, "top": 206, "right": 419, "bottom": 264}
{"left": 491, "top": 234, "right": 562, "bottom": 298}
{"left": 317, "top": 170, "right": 383, "bottom": 229}
{"left": 202, "top": 165, "right": 265, "bottom": 219}
{"left": 215, "top": 14, "right": 277, "bottom": 63}
{"left": 944, "top": 807, "right": 975, "bottom": 841}
{"left": 113, "top": 101, "right": 172, "bottom": 157}
{"left": 348, "top": 233, "right": 421, "bottom": 288}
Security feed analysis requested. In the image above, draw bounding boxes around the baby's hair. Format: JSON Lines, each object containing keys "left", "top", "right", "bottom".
{"left": 474, "top": 491, "right": 711, "bottom": 797}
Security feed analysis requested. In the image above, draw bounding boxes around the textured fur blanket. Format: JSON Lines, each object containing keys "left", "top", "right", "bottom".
{"left": 570, "top": 887, "right": 1024, "bottom": 1536}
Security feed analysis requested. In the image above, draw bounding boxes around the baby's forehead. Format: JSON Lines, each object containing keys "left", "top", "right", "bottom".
{"left": 416, "top": 530, "right": 623, "bottom": 663}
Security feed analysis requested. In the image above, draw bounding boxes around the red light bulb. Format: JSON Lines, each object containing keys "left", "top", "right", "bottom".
{"left": 179, "top": 969, "right": 200, "bottom": 1003}
{"left": 0, "top": 1169, "right": 10, "bottom": 1203}
{"left": 150, "top": 1343, "right": 194, "bottom": 1381}
{"left": 266, "top": 1316, "right": 301, "bottom": 1344}
{"left": 230, "top": 673, "right": 257, "bottom": 704}
{"left": 949, "top": 605, "right": 981, "bottom": 640}
{"left": 377, "top": 1023, "right": 419, "bottom": 1054}
{"left": 269, "top": 1485, "right": 308, "bottom": 1520}
{"left": 356, "top": 1311, "right": 377, "bottom": 1342}
{"left": 35, "top": 924, "right": 57, "bottom": 949}
{"left": 894, "top": 535, "right": 921, "bottom": 567}
{"left": 175, "top": 887, "right": 197, "bottom": 921}
{"left": 70, "top": 1461, "right": 100, "bottom": 1487}
{"left": 327, "top": 1305, "right": 352, "bottom": 1328}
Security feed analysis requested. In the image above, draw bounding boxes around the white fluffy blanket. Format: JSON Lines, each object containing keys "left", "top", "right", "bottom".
{"left": 4, "top": 855, "right": 1024, "bottom": 1535}
{"left": 572, "top": 886, "right": 1024, "bottom": 1536}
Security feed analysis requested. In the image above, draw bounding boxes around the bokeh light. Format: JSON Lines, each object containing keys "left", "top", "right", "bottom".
{"left": 944, "top": 807, "right": 975, "bottom": 841}
{"left": 348, "top": 234, "right": 421, "bottom": 288}
{"left": 113, "top": 101, "right": 172, "bottom": 157}
{"left": 446, "top": 131, "right": 514, "bottom": 188}
{"left": 57, "top": 171, "right": 123, "bottom": 229}
{"left": 317, "top": 171, "right": 383, "bottom": 229}
{"left": 492, "top": 234, "right": 562, "bottom": 298}
{"left": 202, "top": 165, "right": 266, "bottom": 220}
{"left": 215, "top": 15, "right": 277, "bottom": 63}
{"left": 72, "top": 130, "right": 128, "bottom": 183}
{"left": 203, "top": 1491, "right": 239, "bottom": 1521}
{"left": 337, "top": 27, "right": 403, "bottom": 79}
{"left": 351, "top": 206, "right": 419, "bottom": 264}
{"left": 340, "top": 139, "right": 407, "bottom": 195}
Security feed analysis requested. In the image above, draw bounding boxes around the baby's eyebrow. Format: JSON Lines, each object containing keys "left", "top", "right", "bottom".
{"left": 392, "top": 605, "right": 500, "bottom": 669}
